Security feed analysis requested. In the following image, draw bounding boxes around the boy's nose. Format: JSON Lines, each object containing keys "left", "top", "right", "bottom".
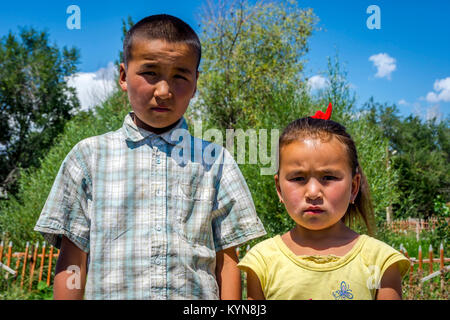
{"left": 154, "top": 80, "right": 172, "bottom": 100}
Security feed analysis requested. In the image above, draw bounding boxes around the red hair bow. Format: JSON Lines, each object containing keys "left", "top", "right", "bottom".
{"left": 311, "top": 103, "right": 332, "bottom": 120}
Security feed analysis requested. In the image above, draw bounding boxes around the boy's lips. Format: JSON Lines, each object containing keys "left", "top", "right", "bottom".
{"left": 151, "top": 106, "right": 170, "bottom": 112}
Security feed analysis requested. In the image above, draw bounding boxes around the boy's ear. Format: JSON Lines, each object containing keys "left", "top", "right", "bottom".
{"left": 119, "top": 63, "right": 127, "bottom": 92}
{"left": 192, "top": 70, "right": 199, "bottom": 98}
{"left": 274, "top": 174, "right": 283, "bottom": 203}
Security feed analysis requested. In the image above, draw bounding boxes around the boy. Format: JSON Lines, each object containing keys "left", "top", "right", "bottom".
{"left": 34, "top": 14, "right": 266, "bottom": 300}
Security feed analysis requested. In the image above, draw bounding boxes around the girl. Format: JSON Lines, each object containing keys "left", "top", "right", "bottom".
{"left": 237, "top": 103, "right": 410, "bottom": 300}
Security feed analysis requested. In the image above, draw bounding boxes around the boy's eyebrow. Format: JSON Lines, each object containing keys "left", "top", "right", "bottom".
{"left": 139, "top": 63, "right": 193, "bottom": 75}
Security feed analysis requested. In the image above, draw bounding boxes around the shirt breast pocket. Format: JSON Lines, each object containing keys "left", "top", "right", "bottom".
{"left": 175, "top": 183, "right": 215, "bottom": 247}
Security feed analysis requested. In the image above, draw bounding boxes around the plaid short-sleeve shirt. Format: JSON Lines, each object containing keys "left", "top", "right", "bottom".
{"left": 34, "top": 113, "right": 266, "bottom": 299}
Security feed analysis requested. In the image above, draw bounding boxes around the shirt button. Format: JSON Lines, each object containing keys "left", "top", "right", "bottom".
{"left": 156, "top": 189, "right": 162, "bottom": 196}
{"left": 156, "top": 158, "right": 161, "bottom": 164}
{"left": 155, "top": 257, "right": 161, "bottom": 265}
{"left": 156, "top": 225, "right": 162, "bottom": 232}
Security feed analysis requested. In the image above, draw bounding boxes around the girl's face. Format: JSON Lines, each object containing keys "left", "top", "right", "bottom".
{"left": 275, "top": 136, "right": 361, "bottom": 232}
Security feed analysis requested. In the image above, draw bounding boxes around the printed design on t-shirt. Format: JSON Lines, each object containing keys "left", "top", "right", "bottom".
{"left": 332, "top": 281, "right": 354, "bottom": 300}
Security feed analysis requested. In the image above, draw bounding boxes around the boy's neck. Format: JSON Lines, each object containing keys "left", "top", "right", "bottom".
{"left": 132, "top": 113, "right": 180, "bottom": 135}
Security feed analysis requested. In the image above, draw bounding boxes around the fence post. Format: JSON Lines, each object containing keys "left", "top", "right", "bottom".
{"left": 28, "top": 241, "right": 39, "bottom": 291}
{"left": 440, "top": 243, "right": 444, "bottom": 293}
{"left": 47, "top": 245, "right": 54, "bottom": 286}
{"left": 0, "top": 240, "right": 3, "bottom": 264}
{"left": 418, "top": 245, "right": 423, "bottom": 273}
{"left": 38, "top": 241, "right": 46, "bottom": 284}
{"left": 403, "top": 248, "right": 413, "bottom": 287}
{"left": 429, "top": 245, "right": 433, "bottom": 275}
{"left": 20, "top": 242, "right": 30, "bottom": 289}
{"left": 5, "top": 241, "right": 12, "bottom": 280}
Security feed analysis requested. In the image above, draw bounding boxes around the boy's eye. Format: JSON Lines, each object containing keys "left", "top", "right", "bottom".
{"left": 174, "top": 74, "right": 187, "bottom": 80}
{"left": 142, "top": 71, "right": 157, "bottom": 76}
{"left": 323, "top": 176, "right": 337, "bottom": 181}
{"left": 290, "top": 177, "right": 305, "bottom": 182}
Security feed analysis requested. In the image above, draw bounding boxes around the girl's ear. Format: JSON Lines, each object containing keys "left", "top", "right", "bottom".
{"left": 118, "top": 63, "right": 127, "bottom": 92}
{"left": 351, "top": 172, "right": 361, "bottom": 203}
{"left": 274, "top": 174, "right": 284, "bottom": 203}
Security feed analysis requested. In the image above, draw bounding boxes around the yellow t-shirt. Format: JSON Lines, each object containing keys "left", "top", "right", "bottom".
{"left": 237, "top": 234, "right": 410, "bottom": 300}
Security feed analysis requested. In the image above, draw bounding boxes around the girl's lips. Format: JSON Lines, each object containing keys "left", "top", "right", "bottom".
{"left": 304, "top": 208, "right": 325, "bottom": 215}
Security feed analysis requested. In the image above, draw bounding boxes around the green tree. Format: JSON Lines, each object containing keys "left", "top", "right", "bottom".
{"left": 0, "top": 28, "right": 80, "bottom": 195}
{"left": 191, "top": 0, "right": 317, "bottom": 129}
{"left": 364, "top": 99, "right": 450, "bottom": 220}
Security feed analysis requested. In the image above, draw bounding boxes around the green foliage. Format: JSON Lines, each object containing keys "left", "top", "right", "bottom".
{"left": 0, "top": 276, "right": 53, "bottom": 300}
{"left": 192, "top": 0, "right": 317, "bottom": 129}
{"left": 364, "top": 100, "right": 450, "bottom": 220}
{"left": 0, "top": 27, "right": 80, "bottom": 194}
{"left": 0, "top": 90, "right": 130, "bottom": 249}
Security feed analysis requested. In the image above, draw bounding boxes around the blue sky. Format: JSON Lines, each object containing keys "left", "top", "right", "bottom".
{"left": 0, "top": 0, "right": 449, "bottom": 120}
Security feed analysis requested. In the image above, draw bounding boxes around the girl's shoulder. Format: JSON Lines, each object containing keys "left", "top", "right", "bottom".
{"left": 359, "top": 235, "right": 410, "bottom": 276}
{"left": 360, "top": 234, "right": 400, "bottom": 253}
{"left": 247, "top": 236, "right": 280, "bottom": 254}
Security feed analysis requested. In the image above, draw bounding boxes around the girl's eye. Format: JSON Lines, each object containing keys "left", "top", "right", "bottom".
{"left": 291, "top": 177, "right": 305, "bottom": 182}
{"left": 174, "top": 74, "right": 187, "bottom": 80}
{"left": 323, "top": 176, "right": 337, "bottom": 181}
{"left": 142, "top": 71, "right": 157, "bottom": 76}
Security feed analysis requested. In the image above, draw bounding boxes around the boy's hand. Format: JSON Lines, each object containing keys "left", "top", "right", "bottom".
{"left": 53, "top": 236, "right": 88, "bottom": 300}
{"left": 215, "top": 246, "right": 241, "bottom": 300}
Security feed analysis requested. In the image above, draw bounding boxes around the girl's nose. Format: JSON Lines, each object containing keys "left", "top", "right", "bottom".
{"left": 154, "top": 80, "right": 172, "bottom": 100}
{"left": 305, "top": 179, "right": 322, "bottom": 201}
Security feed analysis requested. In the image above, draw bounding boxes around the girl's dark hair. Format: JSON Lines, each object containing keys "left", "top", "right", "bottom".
{"left": 123, "top": 14, "right": 201, "bottom": 69}
{"left": 278, "top": 117, "right": 375, "bottom": 236}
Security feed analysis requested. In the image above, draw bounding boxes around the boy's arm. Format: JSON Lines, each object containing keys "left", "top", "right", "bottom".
{"left": 53, "top": 236, "right": 88, "bottom": 300}
{"left": 375, "top": 262, "right": 403, "bottom": 300}
{"left": 215, "top": 246, "right": 241, "bottom": 300}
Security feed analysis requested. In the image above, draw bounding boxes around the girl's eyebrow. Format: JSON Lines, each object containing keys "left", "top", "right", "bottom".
{"left": 288, "top": 168, "right": 341, "bottom": 175}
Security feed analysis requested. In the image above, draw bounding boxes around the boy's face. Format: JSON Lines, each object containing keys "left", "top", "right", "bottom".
{"left": 119, "top": 39, "right": 199, "bottom": 130}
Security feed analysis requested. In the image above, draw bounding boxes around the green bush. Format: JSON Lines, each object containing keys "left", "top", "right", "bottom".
{"left": 0, "top": 90, "right": 130, "bottom": 249}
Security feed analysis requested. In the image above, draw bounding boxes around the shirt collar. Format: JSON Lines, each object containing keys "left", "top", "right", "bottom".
{"left": 122, "top": 112, "right": 189, "bottom": 145}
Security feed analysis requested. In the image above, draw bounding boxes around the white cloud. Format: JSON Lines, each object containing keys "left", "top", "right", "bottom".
{"left": 307, "top": 75, "right": 329, "bottom": 91}
{"left": 369, "top": 53, "right": 397, "bottom": 80}
{"left": 67, "top": 62, "right": 118, "bottom": 111}
{"left": 425, "top": 77, "right": 450, "bottom": 103}
{"left": 426, "top": 105, "right": 443, "bottom": 121}
{"left": 398, "top": 99, "right": 408, "bottom": 106}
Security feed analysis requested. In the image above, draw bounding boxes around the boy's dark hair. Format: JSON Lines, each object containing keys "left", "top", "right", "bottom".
{"left": 123, "top": 14, "right": 201, "bottom": 70}
{"left": 278, "top": 117, "right": 376, "bottom": 236}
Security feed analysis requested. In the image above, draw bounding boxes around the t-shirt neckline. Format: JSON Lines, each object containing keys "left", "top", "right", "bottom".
{"left": 273, "top": 234, "right": 368, "bottom": 271}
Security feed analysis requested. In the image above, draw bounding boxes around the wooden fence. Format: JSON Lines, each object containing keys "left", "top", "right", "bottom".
{"left": 0, "top": 241, "right": 60, "bottom": 291}
{"left": 1, "top": 240, "right": 447, "bottom": 295}
{"left": 399, "top": 242, "right": 449, "bottom": 291}
{"left": 384, "top": 217, "right": 449, "bottom": 236}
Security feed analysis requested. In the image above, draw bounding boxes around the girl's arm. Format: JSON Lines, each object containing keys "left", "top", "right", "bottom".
{"left": 246, "top": 268, "right": 265, "bottom": 300}
{"left": 376, "top": 262, "right": 403, "bottom": 300}
{"left": 216, "top": 246, "right": 241, "bottom": 299}
{"left": 53, "top": 236, "right": 88, "bottom": 300}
